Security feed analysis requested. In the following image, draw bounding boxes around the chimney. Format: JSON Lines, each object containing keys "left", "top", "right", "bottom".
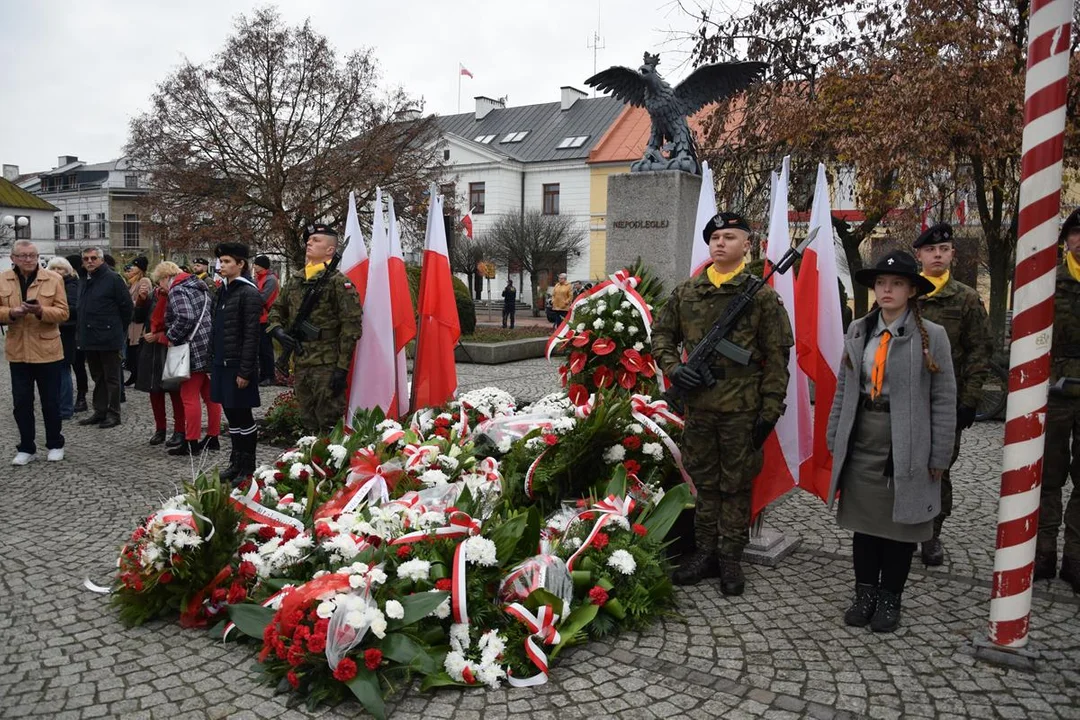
{"left": 2, "top": 164, "right": 18, "bottom": 181}
{"left": 474, "top": 96, "right": 506, "bottom": 121}
{"left": 560, "top": 86, "right": 587, "bottom": 111}
{"left": 57, "top": 155, "right": 78, "bottom": 167}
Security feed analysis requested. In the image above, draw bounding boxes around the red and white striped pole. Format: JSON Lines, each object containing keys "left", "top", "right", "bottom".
{"left": 987, "top": 0, "right": 1074, "bottom": 649}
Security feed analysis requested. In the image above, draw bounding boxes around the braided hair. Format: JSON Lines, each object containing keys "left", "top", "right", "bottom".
{"left": 910, "top": 300, "right": 940, "bottom": 373}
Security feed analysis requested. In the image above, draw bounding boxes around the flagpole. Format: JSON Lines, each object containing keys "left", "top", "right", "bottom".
{"left": 458, "top": 63, "right": 461, "bottom": 113}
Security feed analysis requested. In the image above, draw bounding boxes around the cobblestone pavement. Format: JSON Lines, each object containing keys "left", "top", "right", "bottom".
{"left": 1, "top": 352, "right": 1078, "bottom": 720}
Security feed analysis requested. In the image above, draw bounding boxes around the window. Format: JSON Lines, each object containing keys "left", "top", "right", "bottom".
{"left": 542, "top": 183, "right": 560, "bottom": 215}
{"left": 473, "top": 134, "right": 496, "bottom": 144}
{"left": 66, "top": 215, "right": 75, "bottom": 240}
{"left": 556, "top": 136, "right": 589, "bottom": 149}
{"left": 443, "top": 148, "right": 451, "bottom": 161}
{"left": 469, "top": 182, "right": 486, "bottom": 214}
{"left": 125, "top": 174, "right": 138, "bottom": 189}
{"left": 96, "top": 213, "right": 106, "bottom": 239}
{"left": 500, "top": 131, "right": 529, "bottom": 144}
{"left": 123, "top": 214, "right": 140, "bottom": 246}
{"left": 54, "top": 216, "right": 60, "bottom": 240}
{"left": 81, "top": 214, "right": 90, "bottom": 239}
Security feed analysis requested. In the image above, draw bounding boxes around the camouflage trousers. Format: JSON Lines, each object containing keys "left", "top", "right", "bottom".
{"left": 933, "top": 426, "right": 964, "bottom": 538}
{"left": 1038, "top": 394, "right": 1080, "bottom": 558}
{"left": 293, "top": 364, "right": 345, "bottom": 434}
{"left": 682, "top": 409, "right": 762, "bottom": 557}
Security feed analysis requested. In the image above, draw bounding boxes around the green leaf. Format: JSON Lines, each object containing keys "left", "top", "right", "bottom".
{"left": 419, "top": 671, "right": 462, "bottom": 691}
{"left": 345, "top": 667, "right": 385, "bottom": 720}
{"left": 551, "top": 602, "right": 599, "bottom": 658}
{"left": 603, "top": 465, "right": 628, "bottom": 499}
{"left": 641, "top": 484, "right": 692, "bottom": 543}
{"left": 517, "top": 506, "right": 541, "bottom": 559}
{"left": 488, "top": 512, "right": 528, "bottom": 565}
{"left": 387, "top": 591, "right": 449, "bottom": 630}
{"left": 524, "top": 587, "right": 566, "bottom": 617}
{"left": 381, "top": 632, "right": 438, "bottom": 675}
{"left": 225, "top": 603, "right": 275, "bottom": 640}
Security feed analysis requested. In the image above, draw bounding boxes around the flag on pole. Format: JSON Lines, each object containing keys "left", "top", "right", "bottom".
{"left": 955, "top": 194, "right": 967, "bottom": 226}
{"left": 460, "top": 64, "right": 474, "bottom": 79}
{"left": 920, "top": 201, "right": 932, "bottom": 232}
{"left": 794, "top": 163, "right": 844, "bottom": 504}
{"left": 411, "top": 186, "right": 460, "bottom": 410}
{"left": 751, "top": 156, "right": 812, "bottom": 517}
{"left": 387, "top": 197, "right": 416, "bottom": 418}
{"left": 689, "top": 161, "right": 717, "bottom": 276}
{"left": 341, "top": 191, "right": 369, "bottom": 303}
{"left": 346, "top": 189, "right": 397, "bottom": 424}
{"left": 461, "top": 209, "right": 474, "bottom": 240}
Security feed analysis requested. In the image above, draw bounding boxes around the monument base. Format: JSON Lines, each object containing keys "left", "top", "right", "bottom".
{"left": 972, "top": 634, "right": 1039, "bottom": 672}
{"left": 605, "top": 170, "right": 702, "bottom": 291}
{"left": 743, "top": 527, "right": 801, "bottom": 567}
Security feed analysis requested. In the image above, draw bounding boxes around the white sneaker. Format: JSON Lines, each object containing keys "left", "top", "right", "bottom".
{"left": 11, "top": 452, "right": 36, "bottom": 466}
{"left": 47, "top": 448, "right": 65, "bottom": 462}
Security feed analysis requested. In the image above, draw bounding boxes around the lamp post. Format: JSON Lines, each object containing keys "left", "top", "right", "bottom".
{"left": 1, "top": 215, "right": 29, "bottom": 256}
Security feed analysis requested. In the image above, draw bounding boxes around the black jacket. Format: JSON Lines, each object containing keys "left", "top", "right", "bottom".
{"left": 211, "top": 276, "right": 262, "bottom": 382}
{"left": 77, "top": 264, "right": 134, "bottom": 351}
{"left": 61, "top": 275, "right": 80, "bottom": 328}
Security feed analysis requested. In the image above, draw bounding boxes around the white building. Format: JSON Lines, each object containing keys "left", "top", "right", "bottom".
{"left": 0, "top": 175, "right": 60, "bottom": 272}
{"left": 434, "top": 89, "right": 624, "bottom": 308}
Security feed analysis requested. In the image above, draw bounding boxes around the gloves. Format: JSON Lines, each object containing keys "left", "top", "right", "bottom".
{"left": 752, "top": 417, "right": 776, "bottom": 450}
{"left": 670, "top": 364, "right": 704, "bottom": 391}
{"left": 957, "top": 405, "right": 977, "bottom": 431}
{"left": 330, "top": 368, "right": 348, "bottom": 395}
{"left": 270, "top": 326, "right": 296, "bottom": 352}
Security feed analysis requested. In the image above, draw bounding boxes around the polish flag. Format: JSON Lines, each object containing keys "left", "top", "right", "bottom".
{"left": 346, "top": 188, "right": 397, "bottom": 424}
{"left": 460, "top": 65, "right": 474, "bottom": 79}
{"left": 751, "top": 156, "right": 812, "bottom": 517}
{"left": 387, "top": 197, "right": 416, "bottom": 418}
{"left": 461, "top": 209, "right": 474, "bottom": 240}
{"left": 410, "top": 186, "right": 460, "bottom": 410}
{"left": 955, "top": 195, "right": 967, "bottom": 226}
{"left": 689, "top": 160, "right": 717, "bottom": 276}
{"left": 794, "top": 163, "right": 844, "bottom": 505}
{"left": 920, "top": 201, "right": 932, "bottom": 232}
{"left": 341, "top": 191, "right": 369, "bottom": 302}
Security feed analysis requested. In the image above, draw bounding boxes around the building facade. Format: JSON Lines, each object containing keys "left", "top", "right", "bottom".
{"left": 0, "top": 175, "right": 60, "bottom": 272}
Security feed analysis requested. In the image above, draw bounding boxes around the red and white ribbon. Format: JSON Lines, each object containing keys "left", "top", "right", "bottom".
{"left": 505, "top": 603, "right": 561, "bottom": 687}
{"left": 152, "top": 509, "right": 199, "bottom": 532}
{"left": 388, "top": 510, "right": 482, "bottom": 546}
{"left": 545, "top": 270, "right": 654, "bottom": 359}
{"left": 629, "top": 394, "right": 696, "bottom": 496}
{"left": 524, "top": 450, "right": 548, "bottom": 499}
{"left": 565, "top": 495, "right": 636, "bottom": 571}
{"left": 451, "top": 541, "right": 469, "bottom": 624}
{"left": 231, "top": 480, "right": 306, "bottom": 531}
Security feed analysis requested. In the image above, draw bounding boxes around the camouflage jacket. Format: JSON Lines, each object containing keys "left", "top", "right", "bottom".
{"left": 917, "top": 275, "right": 993, "bottom": 409}
{"left": 652, "top": 270, "right": 793, "bottom": 422}
{"left": 267, "top": 266, "right": 363, "bottom": 370}
{"left": 1051, "top": 263, "right": 1080, "bottom": 398}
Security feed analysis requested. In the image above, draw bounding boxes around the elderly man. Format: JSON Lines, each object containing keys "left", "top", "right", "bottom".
{"left": 77, "top": 246, "right": 134, "bottom": 429}
{"left": 551, "top": 272, "right": 573, "bottom": 325}
{"left": 0, "top": 241, "right": 70, "bottom": 464}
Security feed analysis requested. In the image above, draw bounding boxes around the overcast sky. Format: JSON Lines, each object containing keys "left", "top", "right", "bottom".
{"left": 0, "top": 0, "right": 712, "bottom": 174}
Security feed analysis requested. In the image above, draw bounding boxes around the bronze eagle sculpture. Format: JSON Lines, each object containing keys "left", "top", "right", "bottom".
{"left": 585, "top": 52, "right": 766, "bottom": 175}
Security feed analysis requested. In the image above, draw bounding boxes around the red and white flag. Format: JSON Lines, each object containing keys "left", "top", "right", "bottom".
{"left": 794, "top": 163, "right": 844, "bottom": 505}
{"left": 461, "top": 209, "right": 474, "bottom": 240}
{"left": 387, "top": 197, "right": 416, "bottom": 419}
{"left": 341, "top": 191, "right": 369, "bottom": 302}
{"left": 920, "top": 201, "right": 932, "bottom": 232}
{"left": 346, "top": 188, "right": 397, "bottom": 424}
{"left": 751, "top": 156, "right": 812, "bottom": 518}
{"left": 460, "top": 64, "right": 474, "bottom": 79}
{"left": 411, "top": 186, "right": 460, "bottom": 410}
{"left": 690, "top": 161, "right": 717, "bottom": 276}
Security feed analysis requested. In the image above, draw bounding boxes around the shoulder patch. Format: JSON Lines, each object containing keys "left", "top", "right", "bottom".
{"left": 344, "top": 282, "right": 353, "bottom": 289}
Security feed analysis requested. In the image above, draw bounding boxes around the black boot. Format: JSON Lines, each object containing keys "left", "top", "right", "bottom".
{"left": 844, "top": 584, "right": 879, "bottom": 627}
{"left": 73, "top": 396, "right": 88, "bottom": 413}
{"left": 921, "top": 537, "right": 944, "bottom": 567}
{"left": 1033, "top": 550, "right": 1058, "bottom": 581}
{"left": 200, "top": 435, "right": 221, "bottom": 452}
{"left": 870, "top": 590, "right": 902, "bottom": 633}
{"left": 78, "top": 413, "right": 106, "bottom": 426}
{"left": 218, "top": 441, "right": 241, "bottom": 484}
{"left": 1060, "top": 556, "right": 1080, "bottom": 593}
{"left": 672, "top": 550, "right": 720, "bottom": 586}
{"left": 165, "top": 430, "right": 186, "bottom": 448}
{"left": 148, "top": 430, "right": 167, "bottom": 445}
{"left": 167, "top": 439, "right": 202, "bottom": 457}
{"left": 718, "top": 555, "right": 746, "bottom": 596}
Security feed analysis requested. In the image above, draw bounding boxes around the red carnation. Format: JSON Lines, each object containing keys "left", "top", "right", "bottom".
{"left": 592, "top": 365, "right": 614, "bottom": 389}
{"left": 588, "top": 585, "right": 609, "bottom": 606}
{"left": 238, "top": 561, "right": 257, "bottom": 580}
{"left": 543, "top": 433, "right": 559, "bottom": 446}
{"left": 622, "top": 435, "right": 641, "bottom": 451}
{"left": 287, "top": 644, "right": 305, "bottom": 667}
{"left": 591, "top": 337, "right": 616, "bottom": 356}
{"left": 273, "top": 471, "right": 284, "bottom": 481}
{"left": 159, "top": 571, "right": 174, "bottom": 585}
{"left": 275, "top": 461, "right": 285, "bottom": 469}
{"left": 623, "top": 459, "right": 642, "bottom": 476}
{"left": 227, "top": 582, "right": 248, "bottom": 605}
{"left": 435, "top": 578, "right": 452, "bottom": 592}
{"left": 211, "top": 588, "right": 228, "bottom": 604}
{"left": 307, "top": 631, "right": 326, "bottom": 654}
{"left": 239, "top": 542, "right": 258, "bottom": 554}
{"left": 333, "top": 657, "right": 358, "bottom": 682}
{"left": 293, "top": 625, "right": 311, "bottom": 644}
{"left": 575, "top": 499, "right": 589, "bottom": 508}
{"left": 286, "top": 670, "right": 300, "bottom": 689}
{"left": 591, "top": 532, "right": 610, "bottom": 550}
{"left": 131, "top": 527, "right": 146, "bottom": 542}
{"left": 435, "top": 416, "right": 451, "bottom": 427}
{"left": 364, "top": 648, "right": 383, "bottom": 671}
{"left": 258, "top": 645, "right": 272, "bottom": 663}
{"left": 257, "top": 526, "right": 277, "bottom": 542}
{"left": 396, "top": 545, "right": 412, "bottom": 559}
{"left": 314, "top": 618, "right": 330, "bottom": 637}
{"left": 170, "top": 553, "right": 183, "bottom": 566}
{"left": 568, "top": 383, "right": 589, "bottom": 407}
{"left": 133, "top": 578, "right": 144, "bottom": 592}
{"left": 580, "top": 511, "right": 596, "bottom": 521}
{"left": 298, "top": 470, "right": 310, "bottom": 480}
{"left": 632, "top": 523, "right": 648, "bottom": 537}
{"left": 313, "top": 523, "right": 334, "bottom": 540}
{"left": 282, "top": 526, "right": 301, "bottom": 542}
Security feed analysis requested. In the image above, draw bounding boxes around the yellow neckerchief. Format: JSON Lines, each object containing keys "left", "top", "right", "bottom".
{"left": 1067, "top": 252, "right": 1080, "bottom": 282}
{"left": 921, "top": 269, "right": 950, "bottom": 297}
{"left": 707, "top": 261, "right": 746, "bottom": 287}
{"left": 304, "top": 262, "right": 327, "bottom": 280}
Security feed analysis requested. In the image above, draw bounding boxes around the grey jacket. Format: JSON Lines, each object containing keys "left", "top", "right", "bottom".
{"left": 826, "top": 310, "right": 957, "bottom": 525}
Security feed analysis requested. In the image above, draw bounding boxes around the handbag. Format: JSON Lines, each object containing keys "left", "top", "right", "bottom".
{"left": 162, "top": 294, "right": 210, "bottom": 387}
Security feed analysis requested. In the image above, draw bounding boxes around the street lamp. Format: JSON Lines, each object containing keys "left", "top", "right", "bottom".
{"left": 1, "top": 214, "right": 29, "bottom": 250}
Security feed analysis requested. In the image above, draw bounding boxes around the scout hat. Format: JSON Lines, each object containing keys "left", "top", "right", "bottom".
{"left": 702, "top": 212, "right": 751, "bottom": 242}
{"left": 215, "top": 242, "right": 250, "bottom": 260}
{"left": 914, "top": 222, "right": 953, "bottom": 248}
{"left": 303, "top": 222, "right": 339, "bottom": 240}
{"left": 1060, "top": 208, "right": 1080, "bottom": 243}
{"left": 854, "top": 249, "right": 936, "bottom": 296}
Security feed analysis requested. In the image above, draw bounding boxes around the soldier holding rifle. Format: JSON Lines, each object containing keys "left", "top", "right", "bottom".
{"left": 267, "top": 223, "right": 363, "bottom": 433}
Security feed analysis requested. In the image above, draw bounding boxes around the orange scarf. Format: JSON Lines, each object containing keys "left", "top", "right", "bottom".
{"left": 870, "top": 331, "right": 891, "bottom": 400}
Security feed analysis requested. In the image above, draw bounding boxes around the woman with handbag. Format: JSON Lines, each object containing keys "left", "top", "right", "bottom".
{"left": 150, "top": 261, "right": 221, "bottom": 457}
{"left": 136, "top": 276, "right": 186, "bottom": 447}
{"left": 209, "top": 242, "right": 262, "bottom": 485}
{"left": 124, "top": 257, "right": 152, "bottom": 387}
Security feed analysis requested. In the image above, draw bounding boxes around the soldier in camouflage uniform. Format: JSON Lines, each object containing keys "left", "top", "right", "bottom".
{"left": 267, "top": 223, "right": 363, "bottom": 433}
{"left": 191, "top": 258, "right": 218, "bottom": 295}
{"left": 913, "top": 222, "right": 993, "bottom": 566}
{"left": 1036, "top": 208, "right": 1080, "bottom": 591}
{"left": 653, "top": 211, "right": 793, "bottom": 595}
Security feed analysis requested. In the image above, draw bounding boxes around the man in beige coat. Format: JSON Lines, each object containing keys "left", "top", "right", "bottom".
{"left": 0, "top": 241, "right": 70, "bottom": 464}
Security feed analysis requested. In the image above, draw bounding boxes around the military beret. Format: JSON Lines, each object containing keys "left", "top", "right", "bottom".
{"left": 192, "top": 257, "right": 209, "bottom": 266}
{"left": 303, "top": 222, "right": 339, "bottom": 240}
{"left": 1060, "top": 208, "right": 1080, "bottom": 243}
{"left": 253, "top": 254, "right": 271, "bottom": 269}
{"left": 702, "top": 212, "right": 751, "bottom": 242}
{"left": 215, "top": 242, "right": 250, "bottom": 260}
{"left": 914, "top": 222, "right": 953, "bottom": 248}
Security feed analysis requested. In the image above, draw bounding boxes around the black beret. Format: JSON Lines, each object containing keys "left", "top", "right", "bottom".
{"left": 914, "top": 222, "right": 953, "bottom": 248}
{"left": 1060, "top": 208, "right": 1080, "bottom": 243}
{"left": 214, "top": 242, "right": 250, "bottom": 260}
{"left": 192, "top": 257, "right": 209, "bottom": 266}
{"left": 253, "top": 254, "right": 271, "bottom": 269}
{"left": 131, "top": 256, "right": 148, "bottom": 272}
{"left": 703, "top": 212, "right": 751, "bottom": 242}
{"left": 303, "top": 223, "right": 339, "bottom": 240}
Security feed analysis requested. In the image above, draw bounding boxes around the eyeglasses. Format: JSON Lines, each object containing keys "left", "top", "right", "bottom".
{"left": 82, "top": 256, "right": 100, "bottom": 262}
{"left": 11, "top": 254, "right": 38, "bottom": 260}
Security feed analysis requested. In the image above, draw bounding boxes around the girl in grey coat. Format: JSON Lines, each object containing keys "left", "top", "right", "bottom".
{"left": 826, "top": 250, "right": 956, "bottom": 633}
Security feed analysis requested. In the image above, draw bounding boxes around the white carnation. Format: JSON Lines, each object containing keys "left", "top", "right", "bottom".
{"left": 592, "top": 318, "right": 605, "bottom": 330}
{"left": 326, "top": 444, "right": 348, "bottom": 468}
{"left": 575, "top": 323, "right": 585, "bottom": 332}
{"left": 421, "top": 468, "right": 450, "bottom": 486}
{"left": 432, "top": 595, "right": 451, "bottom": 619}
{"left": 607, "top": 549, "right": 637, "bottom": 575}
{"left": 384, "top": 599, "right": 404, "bottom": 620}
{"left": 462, "top": 536, "right": 498, "bottom": 566}
{"left": 613, "top": 321, "right": 625, "bottom": 332}
{"left": 633, "top": 342, "right": 645, "bottom": 351}
{"left": 316, "top": 600, "right": 336, "bottom": 619}
{"left": 602, "top": 445, "right": 626, "bottom": 463}
{"left": 627, "top": 325, "right": 639, "bottom": 336}
{"left": 642, "top": 442, "right": 664, "bottom": 461}
{"left": 397, "top": 558, "right": 432, "bottom": 583}
{"left": 296, "top": 436, "right": 318, "bottom": 449}
{"left": 496, "top": 437, "right": 513, "bottom": 454}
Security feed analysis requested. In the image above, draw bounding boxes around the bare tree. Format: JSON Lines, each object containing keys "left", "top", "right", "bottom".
{"left": 448, "top": 232, "right": 494, "bottom": 301}
{"left": 126, "top": 6, "right": 445, "bottom": 267}
{"left": 485, "top": 210, "right": 587, "bottom": 306}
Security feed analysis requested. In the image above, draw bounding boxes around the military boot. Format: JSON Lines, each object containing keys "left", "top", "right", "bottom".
{"left": 870, "top": 590, "right": 902, "bottom": 633}
{"left": 843, "top": 584, "right": 879, "bottom": 628}
{"left": 218, "top": 445, "right": 241, "bottom": 485}
{"left": 672, "top": 551, "right": 720, "bottom": 586}
{"left": 1033, "top": 550, "right": 1058, "bottom": 581}
{"left": 1059, "top": 556, "right": 1080, "bottom": 593}
{"left": 921, "top": 537, "right": 944, "bottom": 566}
{"left": 718, "top": 555, "right": 745, "bottom": 596}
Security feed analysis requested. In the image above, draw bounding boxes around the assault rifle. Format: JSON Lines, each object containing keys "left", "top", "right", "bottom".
{"left": 275, "top": 250, "right": 343, "bottom": 377}
{"left": 662, "top": 227, "right": 818, "bottom": 414}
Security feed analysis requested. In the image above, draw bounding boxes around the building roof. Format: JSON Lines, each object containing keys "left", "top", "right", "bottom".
{"left": 587, "top": 102, "right": 747, "bottom": 165}
{"left": 0, "top": 177, "right": 59, "bottom": 211}
{"left": 434, "top": 97, "right": 625, "bottom": 164}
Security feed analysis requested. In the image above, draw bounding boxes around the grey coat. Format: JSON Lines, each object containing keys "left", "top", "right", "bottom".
{"left": 826, "top": 310, "right": 957, "bottom": 525}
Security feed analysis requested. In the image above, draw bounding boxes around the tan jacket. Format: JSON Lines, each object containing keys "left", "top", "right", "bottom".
{"left": 0, "top": 268, "right": 69, "bottom": 363}
{"left": 551, "top": 281, "right": 573, "bottom": 311}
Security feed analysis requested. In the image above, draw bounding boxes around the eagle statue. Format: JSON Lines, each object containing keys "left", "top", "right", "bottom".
{"left": 585, "top": 52, "right": 766, "bottom": 175}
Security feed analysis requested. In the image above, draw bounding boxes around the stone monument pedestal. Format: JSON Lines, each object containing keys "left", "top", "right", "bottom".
{"left": 605, "top": 170, "right": 701, "bottom": 290}
{"left": 743, "top": 527, "right": 801, "bottom": 567}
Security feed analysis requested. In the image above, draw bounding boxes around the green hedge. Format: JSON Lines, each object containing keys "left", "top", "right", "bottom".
{"left": 405, "top": 264, "right": 476, "bottom": 335}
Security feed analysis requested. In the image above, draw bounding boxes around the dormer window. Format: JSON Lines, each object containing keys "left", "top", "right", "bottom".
{"left": 474, "top": 135, "right": 496, "bottom": 144}
{"left": 556, "top": 136, "right": 589, "bottom": 149}
{"left": 500, "top": 131, "right": 529, "bottom": 143}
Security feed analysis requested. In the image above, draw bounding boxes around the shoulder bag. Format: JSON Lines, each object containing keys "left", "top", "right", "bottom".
{"left": 162, "top": 294, "right": 210, "bottom": 387}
